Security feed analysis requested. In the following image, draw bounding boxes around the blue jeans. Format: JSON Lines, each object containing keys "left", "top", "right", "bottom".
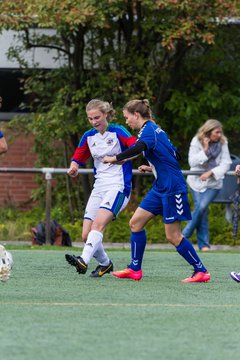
{"left": 182, "top": 187, "right": 220, "bottom": 249}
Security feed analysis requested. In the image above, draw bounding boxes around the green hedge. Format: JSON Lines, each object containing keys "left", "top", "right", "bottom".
{"left": 0, "top": 201, "right": 238, "bottom": 246}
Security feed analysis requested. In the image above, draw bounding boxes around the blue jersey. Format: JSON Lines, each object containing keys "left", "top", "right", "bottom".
{"left": 138, "top": 121, "right": 187, "bottom": 197}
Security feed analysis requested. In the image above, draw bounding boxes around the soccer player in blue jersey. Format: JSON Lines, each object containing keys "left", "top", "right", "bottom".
{"left": 229, "top": 164, "right": 240, "bottom": 282}
{"left": 0, "top": 97, "right": 8, "bottom": 154}
{"left": 0, "top": 130, "right": 7, "bottom": 155}
{"left": 103, "top": 99, "right": 210, "bottom": 283}
{"left": 65, "top": 99, "right": 136, "bottom": 277}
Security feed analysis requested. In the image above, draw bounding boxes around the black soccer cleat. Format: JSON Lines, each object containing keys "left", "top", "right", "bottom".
{"left": 65, "top": 254, "right": 78, "bottom": 266}
{"left": 65, "top": 254, "right": 88, "bottom": 274}
{"left": 90, "top": 260, "right": 113, "bottom": 278}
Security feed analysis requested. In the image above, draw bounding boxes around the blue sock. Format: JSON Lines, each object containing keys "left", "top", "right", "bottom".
{"left": 176, "top": 237, "right": 207, "bottom": 273}
{"left": 129, "top": 230, "right": 147, "bottom": 271}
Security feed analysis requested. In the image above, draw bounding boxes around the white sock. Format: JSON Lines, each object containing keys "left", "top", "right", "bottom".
{"left": 93, "top": 242, "right": 110, "bottom": 266}
{"left": 81, "top": 230, "right": 103, "bottom": 264}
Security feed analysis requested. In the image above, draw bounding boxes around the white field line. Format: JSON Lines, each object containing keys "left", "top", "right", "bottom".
{"left": 1, "top": 301, "right": 240, "bottom": 308}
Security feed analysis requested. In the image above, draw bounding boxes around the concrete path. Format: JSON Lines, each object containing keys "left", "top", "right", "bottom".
{"left": 2, "top": 240, "right": 240, "bottom": 251}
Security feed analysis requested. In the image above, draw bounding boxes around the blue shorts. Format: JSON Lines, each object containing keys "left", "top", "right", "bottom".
{"left": 139, "top": 188, "right": 192, "bottom": 224}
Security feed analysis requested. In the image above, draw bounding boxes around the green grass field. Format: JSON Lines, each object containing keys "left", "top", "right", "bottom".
{"left": 1, "top": 249, "right": 240, "bottom": 360}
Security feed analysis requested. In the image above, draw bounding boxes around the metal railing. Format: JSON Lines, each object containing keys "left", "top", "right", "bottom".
{"left": 0, "top": 167, "right": 237, "bottom": 244}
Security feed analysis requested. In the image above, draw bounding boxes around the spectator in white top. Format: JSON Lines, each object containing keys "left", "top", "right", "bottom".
{"left": 182, "top": 119, "right": 232, "bottom": 250}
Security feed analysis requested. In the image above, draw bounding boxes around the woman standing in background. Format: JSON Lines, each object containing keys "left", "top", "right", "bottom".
{"left": 182, "top": 119, "right": 232, "bottom": 250}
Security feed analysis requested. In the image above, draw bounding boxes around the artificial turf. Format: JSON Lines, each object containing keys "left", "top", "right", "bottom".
{"left": 1, "top": 249, "right": 240, "bottom": 360}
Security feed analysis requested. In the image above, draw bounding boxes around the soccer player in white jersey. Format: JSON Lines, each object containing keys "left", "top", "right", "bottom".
{"left": 103, "top": 99, "right": 210, "bottom": 283}
{"left": 65, "top": 99, "right": 136, "bottom": 277}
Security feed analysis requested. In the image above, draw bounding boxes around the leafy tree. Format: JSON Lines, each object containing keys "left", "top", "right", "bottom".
{"left": 0, "top": 0, "right": 239, "bottom": 219}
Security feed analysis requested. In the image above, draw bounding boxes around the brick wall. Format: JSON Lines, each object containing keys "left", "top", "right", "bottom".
{"left": 0, "top": 130, "right": 38, "bottom": 208}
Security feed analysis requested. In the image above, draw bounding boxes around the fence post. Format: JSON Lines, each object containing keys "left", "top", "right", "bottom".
{"left": 44, "top": 170, "right": 53, "bottom": 244}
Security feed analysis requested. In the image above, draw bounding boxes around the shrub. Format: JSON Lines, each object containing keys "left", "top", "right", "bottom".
{"left": 0, "top": 202, "right": 238, "bottom": 246}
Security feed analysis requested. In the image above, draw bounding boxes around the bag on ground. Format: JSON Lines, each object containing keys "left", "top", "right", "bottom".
{"left": 31, "top": 220, "right": 72, "bottom": 246}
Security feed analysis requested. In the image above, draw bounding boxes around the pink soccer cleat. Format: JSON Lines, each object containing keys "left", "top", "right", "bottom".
{"left": 181, "top": 270, "right": 210, "bottom": 283}
{"left": 112, "top": 268, "right": 143, "bottom": 281}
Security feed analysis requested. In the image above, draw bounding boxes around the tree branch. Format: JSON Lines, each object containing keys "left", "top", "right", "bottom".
{"left": 24, "top": 29, "right": 71, "bottom": 56}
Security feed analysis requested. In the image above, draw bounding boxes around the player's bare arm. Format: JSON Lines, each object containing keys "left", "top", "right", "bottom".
{"left": 103, "top": 155, "right": 117, "bottom": 164}
{"left": 67, "top": 161, "right": 79, "bottom": 177}
{"left": 235, "top": 164, "right": 240, "bottom": 176}
{"left": 104, "top": 141, "right": 146, "bottom": 165}
{"left": 138, "top": 165, "right": 153, "bottom": 173}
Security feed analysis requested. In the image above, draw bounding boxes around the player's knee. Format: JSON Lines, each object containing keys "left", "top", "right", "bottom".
{"left": 129, "top": 218, "right": 141, "bottom": 232}
{"left": 166, "top": 233, "right": 182, "bottom": 246}
{"left": 91, "top": 221, "right": 105, "bottom": 233}
{"left": 129, "top": 217, "right": 134, "bottom": 230}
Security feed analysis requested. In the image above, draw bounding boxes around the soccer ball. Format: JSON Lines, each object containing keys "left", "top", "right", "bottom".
{"left": 0, "top": 244, "right": 13, "bottom": 282}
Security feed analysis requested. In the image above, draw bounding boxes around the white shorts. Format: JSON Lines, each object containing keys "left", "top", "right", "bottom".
{"left": 84, "top": 188, "right": 130, "bottom": 220}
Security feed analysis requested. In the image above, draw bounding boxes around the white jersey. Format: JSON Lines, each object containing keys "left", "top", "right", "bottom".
{"left": 72, "top": 123, "right": 136, "bottom": 196}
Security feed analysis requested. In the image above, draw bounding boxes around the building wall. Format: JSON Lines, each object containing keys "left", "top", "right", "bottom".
{"left": 0, "top": 28, "right": 67, "bottom": 209}
{"left": 0, "top": 130, "right": 38, "bottom": 208}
